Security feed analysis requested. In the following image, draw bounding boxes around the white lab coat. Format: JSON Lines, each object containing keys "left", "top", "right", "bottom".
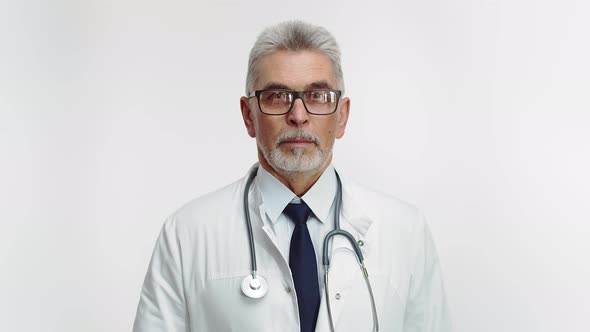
{"left": 133, "top": 166, "right": 451, "bottom": 332}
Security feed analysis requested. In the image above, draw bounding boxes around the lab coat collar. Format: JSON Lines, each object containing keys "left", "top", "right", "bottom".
{"left": 254, "top": 164, "right": 337, "bottom": 225}
{"left": 247, "top": 163, "right": 374, "bottom": 236}
{"left": 339, "top": 172, "right": 374, "bottom": 237}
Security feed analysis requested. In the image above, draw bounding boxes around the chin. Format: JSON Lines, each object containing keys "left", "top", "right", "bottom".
{"left": 268, "top": 148, "right": 328, "bottom": 173}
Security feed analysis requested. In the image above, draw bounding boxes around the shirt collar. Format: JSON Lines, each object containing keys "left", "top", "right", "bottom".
{"left": 256, "top": 164, "right": 337, "bottom": 225}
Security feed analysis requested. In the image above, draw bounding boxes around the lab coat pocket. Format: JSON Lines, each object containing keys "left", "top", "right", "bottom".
{"left": 334, "top": 271, "right": 404, "bottom": 332}
{"left": 198, "top": 272, "right": 299, "bottom": 332}
{"left": 325, "top": 248, "right": 404, "bottom": 332}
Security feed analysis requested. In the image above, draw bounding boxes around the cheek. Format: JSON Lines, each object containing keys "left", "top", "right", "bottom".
{"left": 323, "top": 121, "right": 338, "bottom": 138}
{"left": 320, "top": 127, "right": 337, "bottom": 148}
{"left": 255, "top": 119, "right": 282, "bottom": 144}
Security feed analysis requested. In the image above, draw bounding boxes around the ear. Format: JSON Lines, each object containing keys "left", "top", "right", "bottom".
{"left": 240, "top": 96, "right": 257, "bottom": 138}
{"left": 335, "top": 97, "right": 350, "bottom": 139}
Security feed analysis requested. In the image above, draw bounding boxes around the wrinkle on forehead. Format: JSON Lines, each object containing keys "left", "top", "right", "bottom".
{"left": 261, "top": 80, "right": 333, "bottom": 91}
{"left": 255, "top": 50, "right": 337, "bottom": 91}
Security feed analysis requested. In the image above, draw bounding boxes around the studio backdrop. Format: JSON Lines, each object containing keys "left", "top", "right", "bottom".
{"left": 1, "top": 0, "right": 589, "bottom": 331}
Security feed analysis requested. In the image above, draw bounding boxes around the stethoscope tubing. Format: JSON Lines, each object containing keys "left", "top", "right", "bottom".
{"left": 243, "top": 168, "right": 259, "bottom": 277}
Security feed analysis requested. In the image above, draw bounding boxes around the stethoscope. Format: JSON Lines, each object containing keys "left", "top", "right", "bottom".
{"left": 240, "top": 166, "right": 379, "bottom": 332}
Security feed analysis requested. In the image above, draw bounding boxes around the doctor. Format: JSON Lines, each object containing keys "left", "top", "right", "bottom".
{"left": 133, "top": 20, "right": 451, "bottom": 332}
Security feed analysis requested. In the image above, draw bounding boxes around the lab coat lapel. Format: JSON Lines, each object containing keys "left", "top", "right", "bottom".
{"left": 340, "top": 178, "right": 374, "bottom": 237}
{"left": 315, "top": 179, "right": 375, "bottom": 331}
{"left": 246, "top": 174, "right": 292, "bottom": 277}
{"left": 245, "top": 163, "right": 290, "bottom": 264}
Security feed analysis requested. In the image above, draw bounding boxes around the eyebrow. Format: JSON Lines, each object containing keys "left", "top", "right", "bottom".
{"left": 261, "top": 81, "right": 334, "bottom": 91}
{"left": 261, "top": 82, "right": 290, "bottom": 90}
{"left": 306, "top": 81, "right": 332, "bottom": 90}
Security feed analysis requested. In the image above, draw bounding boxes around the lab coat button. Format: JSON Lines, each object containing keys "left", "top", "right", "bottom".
{"left": 335, "top": 293, "right": 341, "bottom": 300}
{"left": 285, "top": 287, "right": 292, "bottom": 293}
{"left": 357, "top": 240, "right": 364, "bottom": 247}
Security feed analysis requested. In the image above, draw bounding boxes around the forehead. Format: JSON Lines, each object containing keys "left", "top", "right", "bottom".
{"left": 255, "top": 50, "right": 337, "bottom": 90}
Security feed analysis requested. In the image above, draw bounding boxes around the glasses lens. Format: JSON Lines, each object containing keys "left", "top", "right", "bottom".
{"left": 259, "top": 90, "right": 293, "bottom": 114}
{"left": 304, "top": 90, "right": 338, "bottom": 114}
{"left": 257, "top": 89, "right": 339, "bottom": 115}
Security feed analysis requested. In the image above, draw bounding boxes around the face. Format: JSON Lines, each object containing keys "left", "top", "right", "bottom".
{"left": 240, "top": 50, "right": 350, "bottom": 174}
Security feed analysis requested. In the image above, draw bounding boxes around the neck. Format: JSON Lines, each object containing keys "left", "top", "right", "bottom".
{"left": 258, "top": 151, "right": 332, "bottom": 196}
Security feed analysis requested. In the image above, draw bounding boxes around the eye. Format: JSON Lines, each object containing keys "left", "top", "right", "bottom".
{"left": 272, "top": 91, "right": 288, "bottom": 99}
{"left": 308, "top": 90, "right": 329, "bottom": 103}
{"left": 263, "top": 90, "right": 290, "bottom": 103}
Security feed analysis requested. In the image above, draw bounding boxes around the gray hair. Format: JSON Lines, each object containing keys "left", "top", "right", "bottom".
{"left": 245, "top": 20, "right": 345, "bottom": 95}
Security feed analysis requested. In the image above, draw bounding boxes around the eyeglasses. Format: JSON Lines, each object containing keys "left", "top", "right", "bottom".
{"left": 248, "top": 89, "right": 342, "bottom": 115}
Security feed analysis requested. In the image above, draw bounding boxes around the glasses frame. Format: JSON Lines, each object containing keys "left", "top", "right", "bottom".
{"left": 248, "top": 89, "right": 342, "bottom": 115}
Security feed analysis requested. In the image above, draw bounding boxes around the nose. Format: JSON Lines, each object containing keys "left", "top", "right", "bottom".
{"left": 287, "top": 98, "right": 309, "bottom": 126}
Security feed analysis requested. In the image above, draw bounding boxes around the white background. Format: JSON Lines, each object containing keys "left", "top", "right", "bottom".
{"left": 1, "top": 0, "right": 589, "bottom": 331}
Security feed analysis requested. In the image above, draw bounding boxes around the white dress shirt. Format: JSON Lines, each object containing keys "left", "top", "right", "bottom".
{"left": 255, "top": 164, "right": 337, "bottom": 287}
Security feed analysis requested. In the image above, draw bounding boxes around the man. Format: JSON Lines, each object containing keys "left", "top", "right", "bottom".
{"left": 133, "top": 20, "right": 451, "bottom": 332}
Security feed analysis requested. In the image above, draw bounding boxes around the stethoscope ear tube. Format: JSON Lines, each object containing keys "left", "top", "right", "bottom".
{"left": 244, "top": 167, "right": 258, "bottom": 273}
{"left": 322, "top": 171, "right": 365, "bottom": 266}
{"left": 322, "top": 171, "right": 379, "bottom": 332}
{"left": 243, "top": 168, "right": 267, "bottom": 298}
{"left": 322, "top": 229, "right": 364, "bottom": 266}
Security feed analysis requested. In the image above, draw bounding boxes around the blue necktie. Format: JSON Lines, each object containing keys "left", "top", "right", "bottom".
{"left": 283, "top": 202, "right": 320, "bottom": 332}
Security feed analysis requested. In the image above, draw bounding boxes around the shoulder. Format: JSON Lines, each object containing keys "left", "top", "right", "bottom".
{"left": 342, "top": 176, "right": 426, "bottom": 230}
{"left": 163, "top": 174, "right": 248, "bottom": 232}
{"left": 343, "top": 176, "right": 420, "bottom": 214}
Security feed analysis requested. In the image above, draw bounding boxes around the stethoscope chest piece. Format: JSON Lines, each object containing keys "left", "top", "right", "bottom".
{"left": 241, "top": 274, "right": 268, "bottom": 299}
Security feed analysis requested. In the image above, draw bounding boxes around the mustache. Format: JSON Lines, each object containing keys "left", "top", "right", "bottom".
{"left": 275, "top": 129, "right": 320, "bottom": 145}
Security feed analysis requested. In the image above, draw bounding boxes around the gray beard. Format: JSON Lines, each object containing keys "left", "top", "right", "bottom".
{"left": 260, "top": 144, "right": 329, "bottom": 173}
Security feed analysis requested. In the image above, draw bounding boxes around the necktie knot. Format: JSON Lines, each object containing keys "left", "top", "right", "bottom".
{"left": 283, "top": 202, "right": 312, "bottom": 225}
